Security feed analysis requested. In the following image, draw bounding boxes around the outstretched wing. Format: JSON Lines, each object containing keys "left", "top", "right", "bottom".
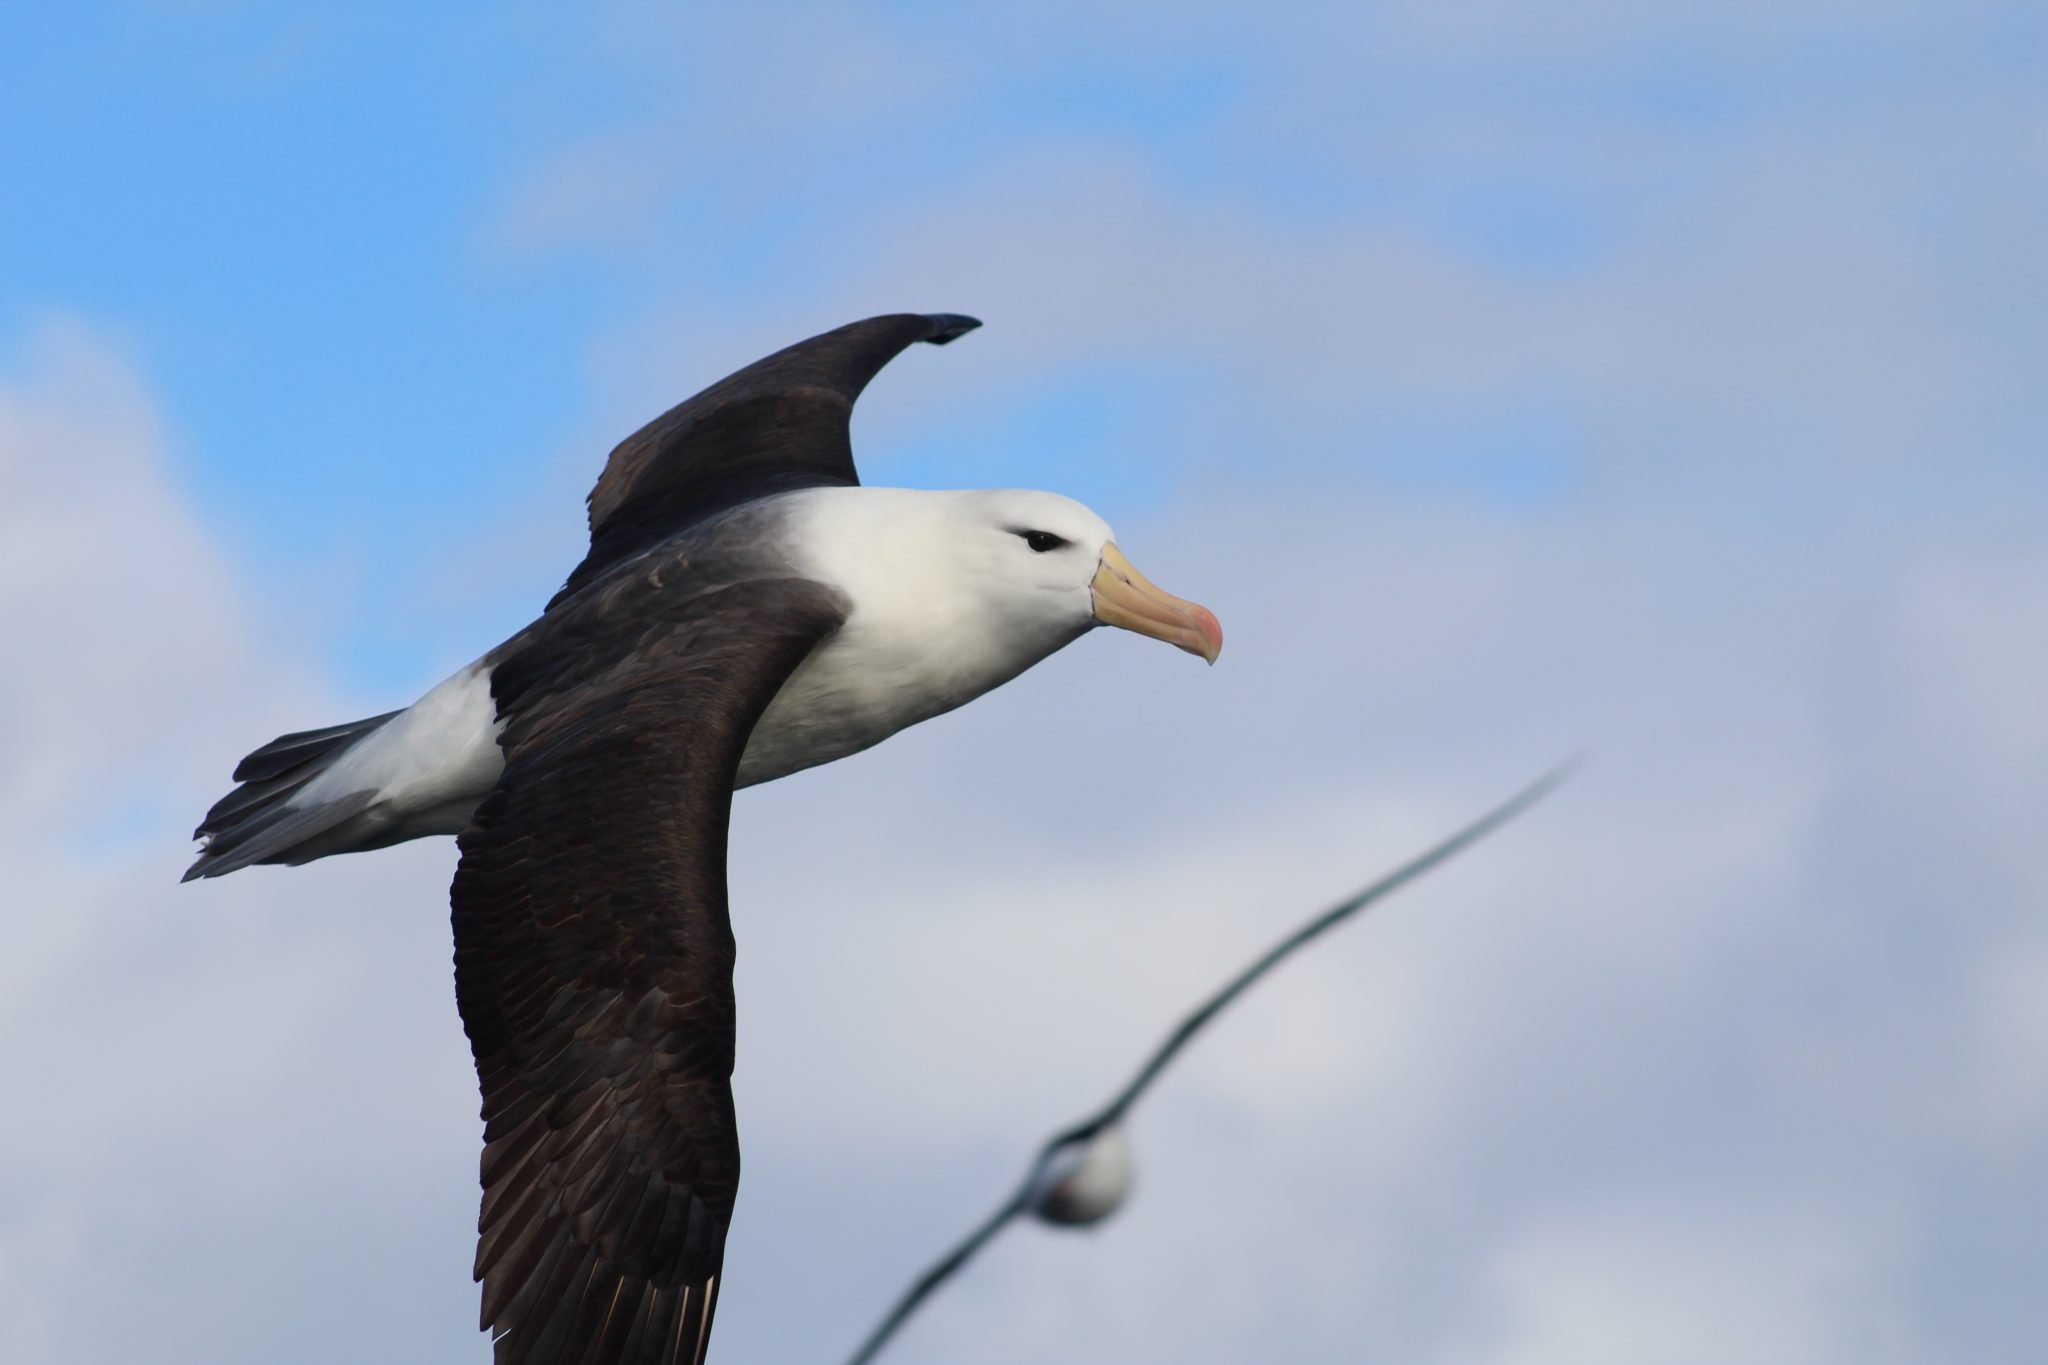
{"left": 452, "top": 563, "right": 845, "bottom": 1365}
{"left": 558, "top": 311, "right": 980, "bottom": 603}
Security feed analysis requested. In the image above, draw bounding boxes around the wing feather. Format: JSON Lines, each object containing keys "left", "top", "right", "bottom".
{"left": 453, "top": 569, "right": 844, "bottom": 1365}
{"left": 555, "top": 312, "right": 978, "bottom": 603}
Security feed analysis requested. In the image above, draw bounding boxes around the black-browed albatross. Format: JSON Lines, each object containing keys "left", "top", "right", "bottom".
{"left": 182, "top": 313, "right": 1222, "bottom": 1365}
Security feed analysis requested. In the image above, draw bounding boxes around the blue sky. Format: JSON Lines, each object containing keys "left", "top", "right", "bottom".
{"left": 17, "top": 0, "right": 2038, "bottom": 696}
{"left": 4, "top": 4, "right": 2047, "bottom": 1364}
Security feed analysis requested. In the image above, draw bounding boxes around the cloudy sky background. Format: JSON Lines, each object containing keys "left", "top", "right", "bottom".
{"left": 4, "top": 2, "right": 2045, "bottom": 1362}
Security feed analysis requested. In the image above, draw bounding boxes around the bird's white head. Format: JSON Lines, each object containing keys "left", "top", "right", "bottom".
{"left": 785, "top": 487, "right": 1221, "bottom": 690}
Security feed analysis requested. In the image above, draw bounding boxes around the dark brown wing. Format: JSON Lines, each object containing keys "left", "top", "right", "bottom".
{"left": 556, "top": 312, "right": 980, "bottom": 604}
{"left": 452, "top": 568, "right": 846, "bottom": 1365}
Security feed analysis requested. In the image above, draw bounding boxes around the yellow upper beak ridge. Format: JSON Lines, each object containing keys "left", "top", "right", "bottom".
{"left": 1090, "top": 543, "right": 1223, "bottom": 664}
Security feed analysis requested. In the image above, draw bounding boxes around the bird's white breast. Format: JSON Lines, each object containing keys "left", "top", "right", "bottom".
{"left": 735, "top": 605, "right": 1005, "bottom": 787}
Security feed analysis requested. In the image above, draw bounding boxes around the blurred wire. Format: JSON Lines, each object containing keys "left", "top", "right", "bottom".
{"left": 841, "top": 760, "right": 1579, "bottom": 1364}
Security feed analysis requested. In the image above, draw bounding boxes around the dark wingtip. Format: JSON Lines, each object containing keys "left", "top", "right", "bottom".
{"left": 920, "top": 314, "right": 981, "bottom": 345}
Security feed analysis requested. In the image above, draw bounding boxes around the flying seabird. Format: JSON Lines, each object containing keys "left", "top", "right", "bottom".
{"left": 843, "top": 765, "right": 1573, "bottom": 1365}
{"left": 183, "top": 313, "right": 1223, "bottom": 1365}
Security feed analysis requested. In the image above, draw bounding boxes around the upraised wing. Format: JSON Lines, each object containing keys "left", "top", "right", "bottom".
{"left": 452, "top": 556, "right": 846, "bottom": 1365}
{"left": 558, "top": 312, "right": 980, "bottom": 603}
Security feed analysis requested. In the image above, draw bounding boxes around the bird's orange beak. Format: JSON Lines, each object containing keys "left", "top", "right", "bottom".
{"left": 1090, "top": 543, "right": 1222, "bottom": 664}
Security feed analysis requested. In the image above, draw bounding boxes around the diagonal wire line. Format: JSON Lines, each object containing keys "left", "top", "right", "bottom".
{"left": 842, "top": 760, "right": 1579, "bottom": 1365}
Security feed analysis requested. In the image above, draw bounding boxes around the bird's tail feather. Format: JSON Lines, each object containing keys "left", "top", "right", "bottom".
{"left": 182, "top": 711, "right": 399, "bottom": 881}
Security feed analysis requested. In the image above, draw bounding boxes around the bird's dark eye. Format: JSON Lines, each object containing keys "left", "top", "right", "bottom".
{"left": 1020, "top": 530, "right": 1068, "bottom": 553}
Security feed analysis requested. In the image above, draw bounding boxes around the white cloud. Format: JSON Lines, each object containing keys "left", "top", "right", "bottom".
{"left": 1445, "top": 1199, "right": 1919, "bottom": 1365}
{"left": 0, "top": 325, "right": 479, "bottom": 1365}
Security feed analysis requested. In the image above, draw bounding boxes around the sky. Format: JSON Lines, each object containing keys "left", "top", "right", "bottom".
{"left": 3, "top": 2, "right": 2046, "bottom": 1362}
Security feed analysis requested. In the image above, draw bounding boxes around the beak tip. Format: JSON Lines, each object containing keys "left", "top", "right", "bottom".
{"left": 1193, "top": 607, "right": 1223, "bottom": 664}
